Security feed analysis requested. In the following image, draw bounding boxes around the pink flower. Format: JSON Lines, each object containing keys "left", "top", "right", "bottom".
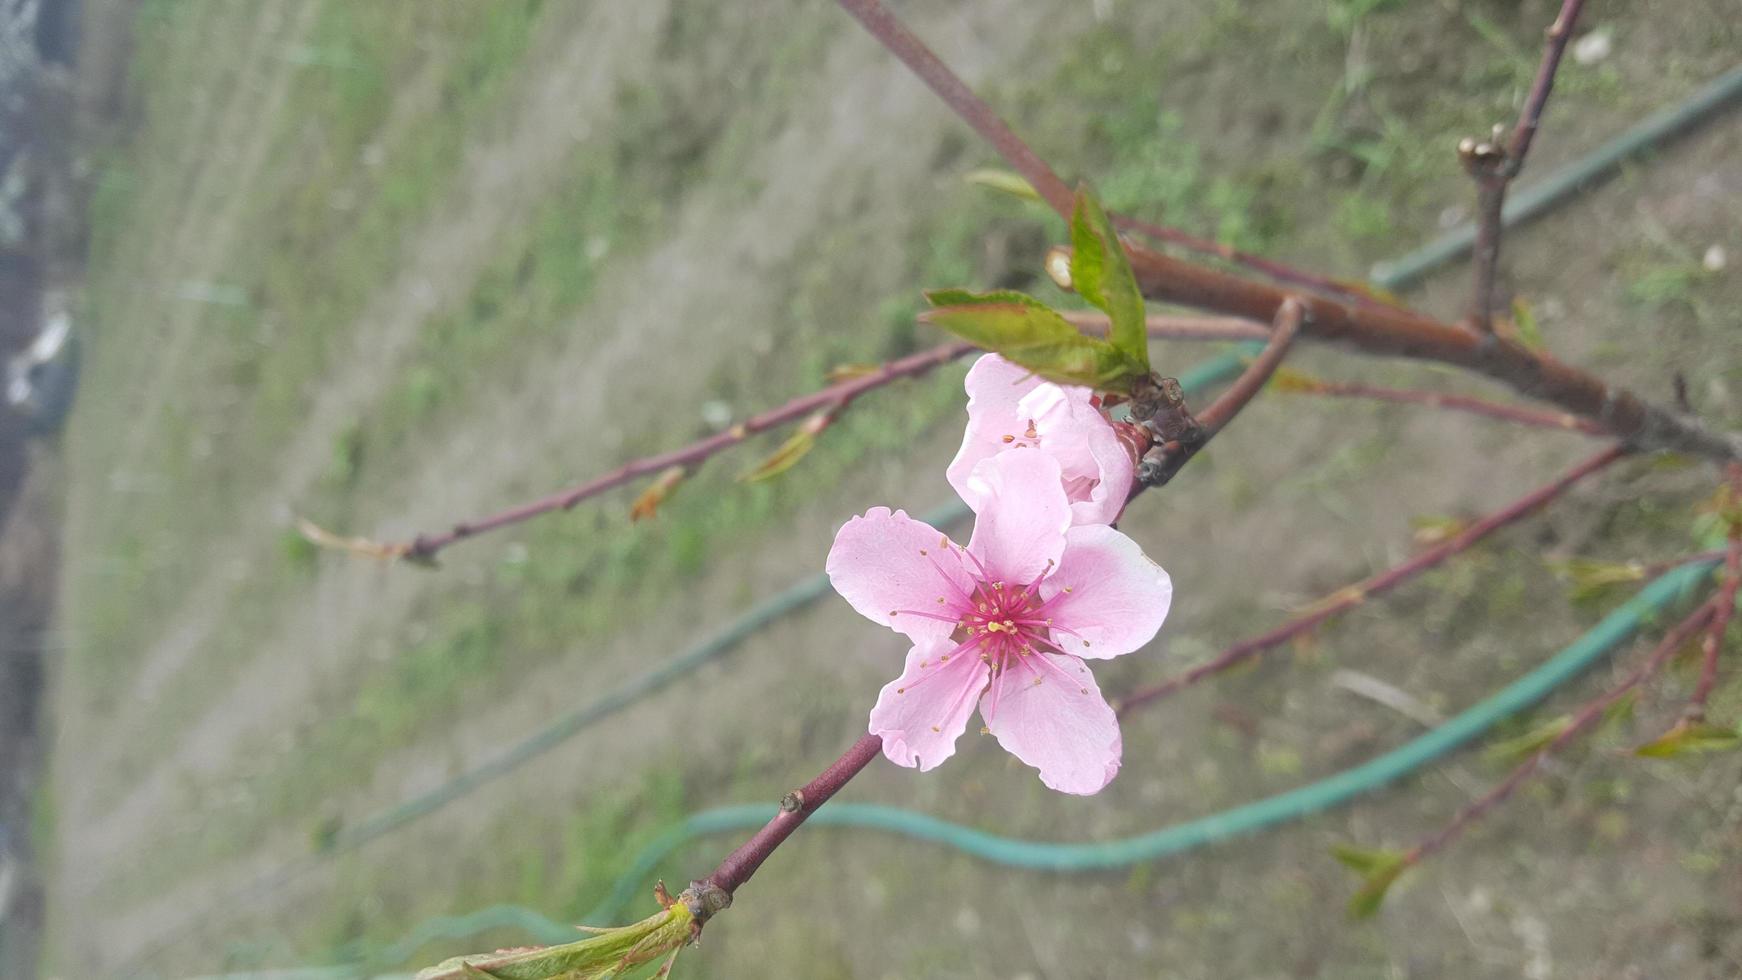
{"left": 827, "top": 449, "right": 1172, "bottom": 794}
{"left": 947, "top": 354, "right": 1136, "bottom": 527}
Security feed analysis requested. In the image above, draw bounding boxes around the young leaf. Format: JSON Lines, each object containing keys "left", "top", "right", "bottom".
{"left": 1482, "top": 714, "right": 1571, "bottom": 765}
{"left": 963, "top": 168, "right": 1042, "bottom": 202}
{"left": 1068, "top": 188, "right": 1149, "bottom": 373}
{"left": 740, "top": 410, "right": 833, "bottom": 483}
{"left": 630, "top": 466, "right": 687, "bottom": 522}
{"left": 1331, "top": 845, "right": 1408, "bottom": 918}
{"left": 414, "top": 901, "right": 693, "bottom": 980}
{"left": 920, "top": 302, "right": 1144, "bottom": 392}
{"left": 1634, "top": 719, "right": 1741, "bottom": 758}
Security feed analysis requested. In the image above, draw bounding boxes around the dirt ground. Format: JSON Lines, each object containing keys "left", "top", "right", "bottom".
{"left": 36, "top": 1, "right": 1742, "bottom": 978}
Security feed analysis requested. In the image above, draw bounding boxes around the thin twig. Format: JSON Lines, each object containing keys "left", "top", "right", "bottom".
{"left": 1402, "top": 595, "right": 1714, "bottom": 870}
{"left": 317, "top": 317, "right": 1256, "bottom": 563}
{"left": 395, "top": 342, "right": 971, "bottom": 562}
{"left": 1137, "top": 298, "right": 1304, "bottom": 488}
{"left": 1278, "top": 377, "right": 1607, "bottom": 435}
{"left": 834, "top": 0, "right": 1391, "bottom": 307}
{"left": 685, "top": 733, "right": 884, "bottom": 930}
{"left": 1506, "top": 0, "right": 1589, "bottom": 177}
{"left": 1117, "top": 444, "right": 1627, "bottom": 713}
{"left": 1463, "top": 0, "right": 1589, "bottom": 333}
{"left": 1686, "top": 463, "right": 1742, "bottom": 720}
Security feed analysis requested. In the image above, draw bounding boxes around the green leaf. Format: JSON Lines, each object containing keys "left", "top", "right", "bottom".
{"left": 1510, "top": 297, "right": 1544, "bottom": 350}
{"left": 923, "top": 287, "right": 1055, "bottom": 310}
{"left": 1331, "top": 844, "right": 1405, "bottom": 875}
{"left": 740, "top": 428, "right": 817, "bottom": 483}
{"left": 1068, "top": 188, "right": 1149, "bottom": 372}
{"left": 920, "top": 302, "right": 1143, "bottom": 392}
{"left": 415, "top": 902, "right": 692, "bottom": 980}
{"left": 1482, "top": 714, "right": 1571, "bottom": 765}
{"left": 1635, "top": 719, "right": 1742, "bottom": 758}
{"left": 1331, "top": 845, "right": 1408, "bottom": 918}
{"left": 963, "top": 168, "right": 1042, "bottom": 202}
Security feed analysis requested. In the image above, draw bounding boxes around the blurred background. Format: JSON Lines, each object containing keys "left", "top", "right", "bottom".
{"left": 1, "top": 0, "right": 1739, "bottom": 977}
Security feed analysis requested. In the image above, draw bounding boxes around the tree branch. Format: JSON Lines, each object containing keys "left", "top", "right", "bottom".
{"left": 1121, "top": 245, "right": 1742, "bottom": 460}
{"left": 1463, "top": 0, "right": 1589, "bottom": 333}
{"left": 306, "top": 316, "right": 1258, "bottom": 564}
{"left": 1277, "top": 377, "right": 1606, "bottom": 435}
{"left": 1686, "top": 463, "right": 1742, "bottom": 720}
{"left": 1402, "top": 593, "right": 1714, "bottom": 870}
{"left": 684, "top": 734, "right": 884, "bottom": 929}
{"left": 1117, "top": 444, "right": 1627, "bottom": 713}
{"left": 1137, "top": 298, "right": 1304, "bottom": 488}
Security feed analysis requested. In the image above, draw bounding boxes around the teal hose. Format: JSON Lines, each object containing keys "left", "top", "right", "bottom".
{"left": 291, "top": 557, "right": 1715, "bottom": 980}
{"left": 1370, "top": 64, "right": 1742, "bottom": 289}
{"left": 579, "top": 556, "right": 1719, "bottom": 924}
{"left": 324, "top": 351, "right": 1253, "bottom": 856}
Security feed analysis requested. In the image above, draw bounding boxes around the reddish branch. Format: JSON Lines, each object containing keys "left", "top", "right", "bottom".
{"left": 1137, "top": 298, "right": 1304, "bottom": 488}
{"left": 1686, "top": 464, "right": 1742, "bottom": 720}
{"left": 1280, "top": 378, "right": 1606, "bottom": 435}
{"left": 1112, "top": 213, "right": 1397, "bottom": 312}
{"left": 686, "top": 733, "right": 884, "bottom": 927}
{"left": 1463, "top": 0, "right": 1589, "bottom": 333}
{"left": 1118, "top": 444, "right": 1627, "bottom": 713}
{"left": 1402, "top": 595, "right": 1715, "bottom": 870}
{"left": 327, "top": 316, "right": 1258, "bottom": 563}
{"left": 393, "top": 342, "right": 970, "bottom": 561}
{"left": 839, "top": 0, "right": 1739, "bottom": 461}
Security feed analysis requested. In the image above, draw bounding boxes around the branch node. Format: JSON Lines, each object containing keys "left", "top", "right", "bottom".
{"left": 779, "top": 789, "right": 806, "bottom": 813}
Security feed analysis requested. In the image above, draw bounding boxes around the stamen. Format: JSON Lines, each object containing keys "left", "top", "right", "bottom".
{"left": 890, "top": 608, "right": 968, "bottom": 624}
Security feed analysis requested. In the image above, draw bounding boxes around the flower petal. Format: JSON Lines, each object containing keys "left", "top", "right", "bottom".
{"left": 1041, "top": 524, "right": 1172, "bottom": 660}
{"left": 869, "top": 639, "right": 991, "bottom": 771}
{"left": 964, "top": 449, "right": 1070, "bottom": 584}
{"left": 981, "top": 652, "right": 1121, "bottom": 794}
{"left": 947, "top": 354, "right": 1046, "bottom": 503}
{"left": 948, "top": 354, "right": 1133, "bottom": 526}
{"left": 827, "top": 507, "right": 974, "bottom": 643}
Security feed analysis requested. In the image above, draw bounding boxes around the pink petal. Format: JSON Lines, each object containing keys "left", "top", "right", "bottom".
{"left": 1042, "top": 524, "right": 1173, "bottom": 660}
{"left": 949, "top": 355, "right": 1133, "bottom": 526}
{"left": 869, "top": 639, "right": 991, "bottom": 771}
{"left": 947, "top": 354, "right": 1046, "bottom": 501}
{"left": 963, "top": 449, "right": 1071, "bottom": 584}
{"left": 981, "top": 652, "right": 1121, "bottom": 794}
{"left": 827, "top": 507, "right": 974, "bottom": 643}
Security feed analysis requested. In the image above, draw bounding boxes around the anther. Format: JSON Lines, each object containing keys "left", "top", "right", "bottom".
{"left": 930, "top": 725, "right": 941, "bottom": 733}
{"left": 1001, "top": 434, "right": 1015, "bottom": 443}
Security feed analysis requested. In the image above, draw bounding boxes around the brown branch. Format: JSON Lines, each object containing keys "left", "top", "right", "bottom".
{"left": 837, "top": 0, "right": 1737, "bottom": 459}
{"left": 1506, "top": 0, "right": 1589, "bottom": 177}
{"left": 1112, "top": 213, "right": 1399, "bottom": 313}
{"left": 1279, "top": 378, "right": 1607, "bottom": 435}
{"left": 684, "top": 733, "right": 884, "bottom": 930}
{"left": 1402, "top": 594, "right": 1715, "bottom": 870}
{"left": 1117, "top": 444, "right": 1627, "bottom": 713}
{"left": 1686, "top": 464, "right": 1742, "bottom": 720}
{"left": 1121, "top": 245, "right": 1742, "bottom": 461}
{"left": 1137, "top": 298, "right": 1304, "bottom": 488}
{"left": 1463, "top": 0, "right": 1589, "bottom": 333}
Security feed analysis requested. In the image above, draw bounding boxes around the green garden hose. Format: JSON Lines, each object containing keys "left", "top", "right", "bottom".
{"left": 1370, "top": 65, "right": 1742, "bottom": 289}
{"left": 317, "top": 557, "right": 1717, "bottom": 979}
